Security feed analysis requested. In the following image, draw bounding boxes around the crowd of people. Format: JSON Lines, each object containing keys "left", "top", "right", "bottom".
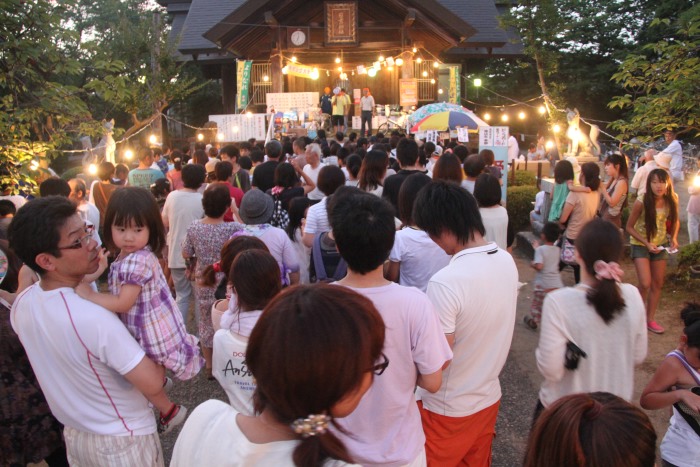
{"left": 0, "top": 126, "right": 698, "bottom": 467}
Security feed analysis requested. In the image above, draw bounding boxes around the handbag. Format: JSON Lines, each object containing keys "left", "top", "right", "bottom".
{"left": 560, "top": 237, "right": 577, "bottom": 265}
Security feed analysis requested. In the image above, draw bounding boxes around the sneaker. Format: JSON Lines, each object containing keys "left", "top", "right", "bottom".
{"left": 163, "top": 377, "right": 173, "bottom": 392}
{"left": 523, "top": 315, "right": 538, "bottom": 330}
{"left": 647, "top": 321, "right": 665, "bottom": 334}
{"left": 158, "top": 404, "right": 187, "bottom": 435}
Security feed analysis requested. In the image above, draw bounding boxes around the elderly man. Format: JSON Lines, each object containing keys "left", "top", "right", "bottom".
{"left": 9, "top": 196, "right": 174, "bottom": 465}
{"left": 303, "top": 143, "right": 327, "bottom": 201}
{"left": 360, "top": 87, "right": 375, "bottom": 137}
{"left": 68, "top": 178, "right": 100, "bottom": 228}
{"left": 653, "top": 129, "right": 684, "bottom": 182}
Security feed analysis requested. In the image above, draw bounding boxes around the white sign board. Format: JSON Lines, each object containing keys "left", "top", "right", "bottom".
{"left": 425, "top": 130, "right": 439, "bottom": 144}
{"left": 266, "top": 92, "right": 319, "bottom": 113}
{"left": 209, "top": 114, "right": 267, "bottom": 142}
{"left": 457, "top": 127, "right": 470, "bottom": 142}
{"left": 493, "top": 126, "right": 509, "bottom": 147}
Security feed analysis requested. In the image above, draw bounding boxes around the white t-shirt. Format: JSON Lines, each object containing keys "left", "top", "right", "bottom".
{"left": 11, "top": 284, "right": 155, "bottom": 436}
{"left": 533, "top": 245, "right": 564, "bottom": 289}
{"left": 507, "top": 135, "right": 519, "bottom": 163}
{"left": 162, "top": 190, "right": 204, "bottom": 268}
{"left": 630, "top": 161, "right": 659, "bottom": 196}
{"left": 0, "top": 194, "right": 27, "bottom": 211}
{"left": 420, "top": 243, "right": 518, "bottom": 417}
{"left": 333, "top": 283, "right": 452, "bottom": 466}
{"left": 77, "top": 202, "right": 100, "bottom": 229}
{"left": 536, "top": 284, "right": 647, "bottom": 407}
{"left": 662, "top": 140, "right": 683, "bottom": 179}
{"left": 213, "top": 329, "right": 256, "bottom": 415}
{"left": 303, "top": 163, "right": 326, "bottom": 200}
{"left": 171, "top": 400, "right": 357, "bottom": 467}
{"left": 304, "top": 197, "right": 330, "bottom": 235}
{"left": 534, "top": 190, "right": 545, "bottom": 214}
{"left": 479, "top": 206, "right": 509, "bottom": 250}
{"left": 389, "top": 227, "right": 451, "bottom": 292}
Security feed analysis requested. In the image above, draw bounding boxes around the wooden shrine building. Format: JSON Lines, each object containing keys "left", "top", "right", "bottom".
{"left": 159, "top": 0, "right": 521, "bottom": 113}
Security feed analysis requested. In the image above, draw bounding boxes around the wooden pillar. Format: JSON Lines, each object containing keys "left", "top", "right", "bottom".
{"left": 221, "top": 63, "right": 236, "bottom": 114}
{"left": 270, "top": 49, "right": 284, "bottom": 93}
{"left": 402, "top": 56, "right": 414, "bottom": 79}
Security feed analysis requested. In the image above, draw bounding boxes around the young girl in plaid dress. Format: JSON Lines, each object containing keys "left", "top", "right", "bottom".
{"left": 78, "top": 187, "right": 204, "bottom": 433}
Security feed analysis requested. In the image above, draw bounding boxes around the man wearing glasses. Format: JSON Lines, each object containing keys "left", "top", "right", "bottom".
{"left": 328, "top": 190, "right": 452, "bottom": 467}
{"left": 9, "top": 197, "right": 169, "bottom": 465}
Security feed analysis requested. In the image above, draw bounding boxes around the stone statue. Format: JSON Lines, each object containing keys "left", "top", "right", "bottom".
{"left": 566, "top": 109, "right": 600, "bottom": 158}
{"left": 82, "top": 119, "right": 116, "bottom": 166}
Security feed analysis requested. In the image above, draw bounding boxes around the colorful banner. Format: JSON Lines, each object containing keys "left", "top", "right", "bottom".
{"left": 236, "top": 60, "right": 253, "bottom": 111}
{"left": 399, "top": 79, "right": 418, "bottom": 108}
{"left": 448, "top": 65, "right": 461, "bottom": 105}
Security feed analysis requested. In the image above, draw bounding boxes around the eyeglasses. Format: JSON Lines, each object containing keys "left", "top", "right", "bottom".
{"left": 369, "top": 353, "right": 390, "bottom": 376}
{"left": 58, "top": 225, "right": 94, "bottom": 250}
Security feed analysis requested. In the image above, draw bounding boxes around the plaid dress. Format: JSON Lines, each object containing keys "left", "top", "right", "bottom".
{"left": 110, "top": 248, "right": 204, "bottom": 380}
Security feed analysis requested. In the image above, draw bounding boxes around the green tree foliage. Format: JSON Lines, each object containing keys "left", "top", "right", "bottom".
{"left": 609, "top": 10, "right": 700, "bottom": 139}
{"left": 0, "top": 0, "right": 201, "bottom": 192}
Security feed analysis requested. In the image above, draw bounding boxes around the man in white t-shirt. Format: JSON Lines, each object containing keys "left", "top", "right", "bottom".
{"left": 162, "top": 163, "right": 206, "bottom": 321}
{"left": 414, "top": 181, "right": 518, "bottom": 466}
{"left": 330, "top": 190, "right": 452, "bottom": 466}
{"left": 302, "top": 143, "right": 326, "bottom": 201}
{"left": 8, "top": 196, "right": 171, "bottom": 465}
{"left": 68, "top": 178, "right": 101, "bottom": 228}
{"left": 651, "top": 129, "right": 683, "bottom": 181}
{"left": 508, "top": 134, "right": 520, "bottom": 163}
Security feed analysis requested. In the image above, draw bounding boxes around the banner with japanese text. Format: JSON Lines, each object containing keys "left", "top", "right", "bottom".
{"left": 236, "top": 60, "right": 253, "bottom": 110}
{"left": 448, "top": 66, "right": 461, "bottom": 105}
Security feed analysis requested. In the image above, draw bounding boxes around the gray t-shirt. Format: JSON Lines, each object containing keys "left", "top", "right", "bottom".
{"left": 534, "top": 244, "right": 564, "bottom": 289}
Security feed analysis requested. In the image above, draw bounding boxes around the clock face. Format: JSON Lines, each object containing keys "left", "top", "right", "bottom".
{"left": 291, "top": 30, "right": 306, "bottom": 46}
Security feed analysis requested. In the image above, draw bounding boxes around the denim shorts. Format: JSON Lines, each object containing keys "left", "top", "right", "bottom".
{"left": 630, "top": 244, "right": 669, "bottom": 261}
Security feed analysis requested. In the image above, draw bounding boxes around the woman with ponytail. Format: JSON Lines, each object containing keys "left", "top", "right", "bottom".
{"left": 171, "top": 284, "right": 386, "bottom": 467}
{"left": 534, "top": 218, "right": 648, "bottom": 420}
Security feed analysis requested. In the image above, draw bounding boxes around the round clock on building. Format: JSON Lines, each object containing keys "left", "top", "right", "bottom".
{"left": 291, "top": 30, "right": 306, "bottom": 46}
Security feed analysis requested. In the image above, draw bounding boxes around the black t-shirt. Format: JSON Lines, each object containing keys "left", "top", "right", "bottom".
{"left": 382, "top": 169, "right": 427, "bottom": 215}
{"left": 252, "top": 161, "right": 279, "bottom": 193}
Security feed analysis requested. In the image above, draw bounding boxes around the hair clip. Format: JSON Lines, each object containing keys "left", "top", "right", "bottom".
{"left": 291, "top": 413, "right": 331, "bottom": 438}
{"left": 213, "top": 261, "right": 222, "bottom": 273}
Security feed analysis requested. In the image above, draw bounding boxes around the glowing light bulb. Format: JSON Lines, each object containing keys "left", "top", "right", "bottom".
{"left": 416, "top": 57, "right": 422, "bottom": 64}
{"left": 337, "top": 66, "right": 342, "bottom": 72}
{"left": 367, "top": 67, "right": 377, "bottom": 77}
{"left": 422, "top": 71, "right": 428, "bottom": 77}
{"left": 387, "top": 66, "right": 393, "bottom": 71}
{"left": 395, "top": 58, "right": 403, "bottom": 66}
{"left": 501, "top": 114, "right": 509, "bottom": 122}
{"left": 484, "top": 113, "right": 491, "bottom": 121}
{"left": 29, "top": 160, "right": 39, "bottom": 171}
{"left": 291, "top": 56, "right": 297, "bottom": 63}
{"left": 378, "top": 55, "right": 384, "bottom": 61}
{"left": 518, "top": 111, "right": 526, "bottom": 120}
{"left": 88, "top": 163, "right": 97, "bottom": 175}
{"left": 474, "top": 78, "right": 482, "bottom": 87}
{"left": 197, "top": 133, "right": 204, "bottom": 141}
{"left": 232, "top": 126, "right": 239, "bottom": 133}
{"left": 430, "top": 78, "right": 435, "bottom": 84}
{"left": 545, "top": 141, "right": 554, "bottom": 150}
{"left": 438, "top": 88, "right": 444, "bottom": 94}
{"left": 246, "top": 111, "right": 252, "bottom": 118}
{"left": 694, "top": 174, "right": 700, "bottom": 187}
{"left": 335, "top": 57, "right": 341, "bottom": 64}
{"left": 412, "top": 47, "right": 417, "bottom": 53}
{"left": 124, "top": 149, "right": 134, "bottom": 160}
{"left": 262, "top": 75, "right": 269, "bottom": 82}
{"left": 282, "top": 66, "right": 289, "bottom": 74}
{"left": 433, "top": 62, "right": 439, "bottom": 68}
{"left": 553, "top": 124, "right": 561, "bottom": 134}
{"left": 311, "top": 69, "right": 319, "bottom": 80}
{"left": 149, "top": 134, "right": 157, "bottom": 145}
{"left": 538, "top": 105, "right": 546, "bottom": 115}
{"left": 216, "top": 132, "right": 225, "bottom": 142}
